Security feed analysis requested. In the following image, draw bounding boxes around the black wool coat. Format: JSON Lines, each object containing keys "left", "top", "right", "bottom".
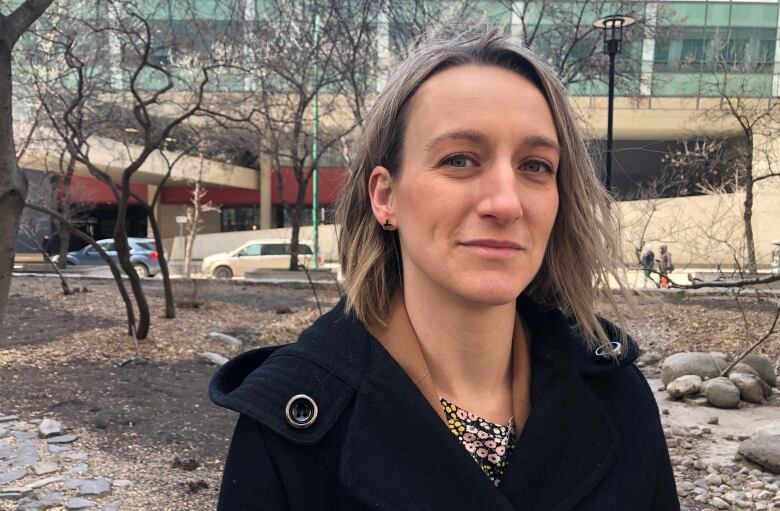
{"left": 210, "top": 296, "right": 680, "bottom": 511}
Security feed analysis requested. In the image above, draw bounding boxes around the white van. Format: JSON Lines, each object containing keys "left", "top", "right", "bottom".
{"left": 201, "top": 239, "right": 316, "bottom": 279}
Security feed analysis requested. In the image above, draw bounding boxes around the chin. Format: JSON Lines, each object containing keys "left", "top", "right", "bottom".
{"left": 451, "top": 277, "right": 529, "bottom": 307}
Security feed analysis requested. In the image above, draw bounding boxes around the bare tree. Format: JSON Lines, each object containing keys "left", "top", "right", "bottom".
{"left": 498, "top": 0, "right": 659, "bottom": 87}
{"left": 656, "top": 138, "right": 746, "bottom": 198}
{"left": 0, "top": 0, "right": 55, "bottom": 324}
{"left": 25, "top": 0, "right": 222, "bottom": 339}
{"left": 203, "top": 0, "right": 375, "bottom": 270}
{"left": 183, "top": 154, "right": 220, "bottom": 278}
{"left": 698, "top": 34, "right": 780, "bottom": 274}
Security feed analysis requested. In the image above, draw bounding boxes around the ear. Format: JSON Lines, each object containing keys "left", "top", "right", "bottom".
{"left": 368, "top": 166, "right": 395, "bottom": 227}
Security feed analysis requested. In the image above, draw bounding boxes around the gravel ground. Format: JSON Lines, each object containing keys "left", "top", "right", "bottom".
{"left": 1, "top": 276, "right": 779, "bottom": 510}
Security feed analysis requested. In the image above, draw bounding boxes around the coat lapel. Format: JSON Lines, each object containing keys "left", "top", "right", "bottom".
{"left": 498, "top": 297, "right": 621, "bottom": 510}
{"left": 338, "top": 325, "right": 516, "bottom": 511}
{"left": 338, "top": 295, "right": 620, "bottom": 511}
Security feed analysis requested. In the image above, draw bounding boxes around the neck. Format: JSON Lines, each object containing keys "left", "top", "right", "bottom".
{"left": 401, "top": 275, "right": 516, "bottom": 422}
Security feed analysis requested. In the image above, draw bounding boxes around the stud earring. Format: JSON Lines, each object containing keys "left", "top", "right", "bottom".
{"left": 382, "top": 219, "right": 395, "bottom": 231}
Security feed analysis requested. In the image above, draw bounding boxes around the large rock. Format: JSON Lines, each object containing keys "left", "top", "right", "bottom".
{"left": 661, "top": 353, "right": 728, "bottom": 385}
{"left": 728, "top": 363, "right": 759, "bottom": 378}
{"left": 738, "top": 423, "right": 780, "bottom": 474}
{"left": 740, "top": 353, "right": 777, "bottom": 387}
{"left": 638, "top": 352, "right": 663, "bottom": 366}
{"left": 38, "top": 419, "right": 63, "bottom": 438}
{"left": 703, "top": 377, "right": 741, "bottom": 409}
{"left": 728, "top": 373, "right": 769, "bottom": 403}
{"left": 667, "top": 375, "right": 703, "bottom": 398}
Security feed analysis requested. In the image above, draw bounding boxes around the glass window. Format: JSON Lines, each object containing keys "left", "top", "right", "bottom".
{"left": 261, "top": 244, "right": 286, "bottom": 256}
{"left": 654, "top": 39, "right": 670, "bottom": 65}
{"left": 719, "top": 39, "right": 748, "bottom": 65}
{"left": 705, "top": 4, "right": 731, "bottom": 27}
{"left": 680, "top": 38, "right": 706, "bottom": 67}
{"left": 730, "top": 4, "right": 779, "bottom": 28}
{"left": 296, "top": 244, "right": 312, "bottom": 255}
{"left": 221, "top": 206, "right": 260, "bottom": 232}
{"left": 239, "top": 244, "right": 262, "bottom": 256}
{"left": 100, "top": 242, "right": 116, "bottom": 252}
{"left": 757, "top": 40, "right": 776, "bottom": 70}
{"left": 135, "top": 242, "right": 156, "bottom": 251}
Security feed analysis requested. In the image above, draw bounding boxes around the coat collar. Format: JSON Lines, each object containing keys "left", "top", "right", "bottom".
{"left": 341, "top": 294, "right": 626, "bottom": 511}
{"left": 211, "top": 296, "right": 638, "bottom": 511}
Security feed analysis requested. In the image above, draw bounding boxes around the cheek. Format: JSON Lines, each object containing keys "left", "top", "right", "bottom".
{"left": 533, "top": 188, "right": 560, "bottom": 243}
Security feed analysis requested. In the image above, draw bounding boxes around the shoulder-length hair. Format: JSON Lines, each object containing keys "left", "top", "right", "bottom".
{"left": 335, "top": 26, "right": 627, "bottom": 348}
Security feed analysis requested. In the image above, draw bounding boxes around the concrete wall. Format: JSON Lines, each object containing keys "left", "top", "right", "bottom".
{"left": 157, "top": 204, "right": 221, "bottom": 240}
{"left": 617, "top": 188, "right": 780, "bottom": 270}
{"left": 166, "top": 223, "right": 341, "bottom": 263}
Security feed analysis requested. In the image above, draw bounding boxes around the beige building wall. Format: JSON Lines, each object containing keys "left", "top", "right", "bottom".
{"left": 157, "top": 204, "right": 221, "bottom": 240}
{"left": 167, "top": 224, "right": 340, "bottom": 263}
{"left": 618, "top": 188, "right": 780, "bottom": 271}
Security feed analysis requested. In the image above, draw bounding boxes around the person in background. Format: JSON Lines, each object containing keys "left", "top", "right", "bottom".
{"left": 659, "top": 245, "right": 673, "bottom": 288}
{"left": 641, "top": 244, "right": 656, "bottom": 288}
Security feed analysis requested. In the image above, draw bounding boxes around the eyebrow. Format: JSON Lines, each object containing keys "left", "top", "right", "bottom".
{"left": 423, "top": 129, "right": 485, "bottom": 151}
{"left": 423, "top": 129, "right": 560, "bottom": 153}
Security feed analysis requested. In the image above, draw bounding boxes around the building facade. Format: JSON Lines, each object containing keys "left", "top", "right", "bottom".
{"left": 17, "top": 0, "right": 780, "bottom": 267}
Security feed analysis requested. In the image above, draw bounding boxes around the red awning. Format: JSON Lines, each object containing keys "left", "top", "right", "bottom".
{"left": 160, "top": 166, "right": 347, "bottom": 206}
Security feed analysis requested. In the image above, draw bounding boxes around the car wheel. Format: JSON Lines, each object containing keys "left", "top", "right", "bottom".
{"left": 213, "top": 266, "right": 233, "bottom": 279}
{"left": 133, "top": 263, "right": 149, "bottom": 278}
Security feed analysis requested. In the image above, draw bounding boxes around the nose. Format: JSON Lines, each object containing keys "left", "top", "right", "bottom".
{"left": 474, "top": 160, "right": 524, "bottom": 225}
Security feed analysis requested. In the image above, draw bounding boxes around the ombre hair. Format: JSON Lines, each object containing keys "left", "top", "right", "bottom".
{"left": 335, "top": 26, "right": 627, "bottom": 349}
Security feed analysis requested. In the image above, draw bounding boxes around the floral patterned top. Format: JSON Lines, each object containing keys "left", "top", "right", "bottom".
{"left": 440, "top": 397, "right": 517, "bottom": 486}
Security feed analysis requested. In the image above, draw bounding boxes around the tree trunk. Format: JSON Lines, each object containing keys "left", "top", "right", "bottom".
{"left": 0, "top": 40, "right": 28, "bottom": 325}
{"left": 288, "top": 202, "right": 305, "bottom": 271}
{"left": 147, "top": 208, "right": 175, "bottom": 319}
{"left": 114, "top": 181, "right": 150, "bottom": 339}
{"left": 56, "top": 159, "right": 75, "bottom": 269}
{"left": 40, "top": 246, "right": 72, "bottom": 295}
{"left": 743, "top": 141, "right": 757, "bottom": 275}
{"left": 183, "top": 180, "right": 201, "bottom": 279}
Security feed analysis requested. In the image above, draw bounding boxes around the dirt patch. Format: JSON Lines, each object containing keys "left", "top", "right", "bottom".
{"left": 3, "top": 293, "right": 118, "bottom": 349}
{"left": 1, "top": 276, "right": 340, "bottom": 510}
{"left": 600, "top": 291, "right": 780, "bottom": 364}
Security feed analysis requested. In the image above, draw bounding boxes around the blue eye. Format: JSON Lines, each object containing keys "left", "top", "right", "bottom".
{"left": 442, "top": 154, "right": 473, "bottom": 168}
{"left": 522, "top": 160, "right": 554, "bottom": 173}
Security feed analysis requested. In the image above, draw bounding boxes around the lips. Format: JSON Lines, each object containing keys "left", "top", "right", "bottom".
{"left": 461, "top": 239, "right": 522, "bottom": 249}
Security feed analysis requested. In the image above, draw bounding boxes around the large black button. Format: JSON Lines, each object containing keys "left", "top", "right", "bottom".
{"left": 285, "top": 394, "right": 318, "bottom": 429}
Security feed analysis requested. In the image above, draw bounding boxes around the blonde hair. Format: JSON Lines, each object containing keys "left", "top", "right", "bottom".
{"left": 335, "top": 26, "right": 627, "bottom": 348}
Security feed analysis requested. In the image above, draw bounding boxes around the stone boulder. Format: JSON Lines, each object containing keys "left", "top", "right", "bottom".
{"left": 661, "top": 353, "right": 728, "bottom": 386}
{"left": 667, "top": 375, "right": 703, "bottom": 398}
{"left": 728, "top": 372, "right": 770, "bottom": 403}
{"left": 728, "top": 363, "right": 760, "bottom": 378}
{"left": 738, "top": 423, "right": 780, "bottom": 474}
{"left": 638, "top": 351, "right": 663, "bottom": 367}
{"left": 740, "top": 353, "right": 777, "bottom": 387}
{"left": 703, "top": 377, "right": 741, "bottom": 409}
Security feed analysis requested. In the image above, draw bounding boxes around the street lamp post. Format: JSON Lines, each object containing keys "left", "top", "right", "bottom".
{"left": 593, "top": 14, "right": 635, "bottom": 193}
{"left": 311, "top": 12, "right": 321, "bottom": 270}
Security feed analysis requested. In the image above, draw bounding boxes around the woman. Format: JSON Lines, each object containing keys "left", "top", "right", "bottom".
{"left": 210, "top": 27, "right": 678, "bottom": 510}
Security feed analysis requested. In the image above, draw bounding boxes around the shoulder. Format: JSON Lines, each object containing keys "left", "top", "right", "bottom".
{"left": 209, "top": 300, "right": 374, "bottom": 445}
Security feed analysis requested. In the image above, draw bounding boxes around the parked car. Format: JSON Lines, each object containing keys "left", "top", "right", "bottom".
{"left": 772, "top": 240, "right": 780, "bottom": 274}
{"left": 201, "top": 239, "right": 318, "bottom": 279}
{"left": 54, "top": 238, "right": 161, "bottom": 278}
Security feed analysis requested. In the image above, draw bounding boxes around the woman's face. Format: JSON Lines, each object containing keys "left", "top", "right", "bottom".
{"left": 370, "top": 64, "right": 560, "bottom": 307}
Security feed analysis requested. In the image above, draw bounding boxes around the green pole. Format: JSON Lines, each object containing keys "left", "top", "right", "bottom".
{"left": 311, "top": 11, "right": 320, "bottom": 270}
